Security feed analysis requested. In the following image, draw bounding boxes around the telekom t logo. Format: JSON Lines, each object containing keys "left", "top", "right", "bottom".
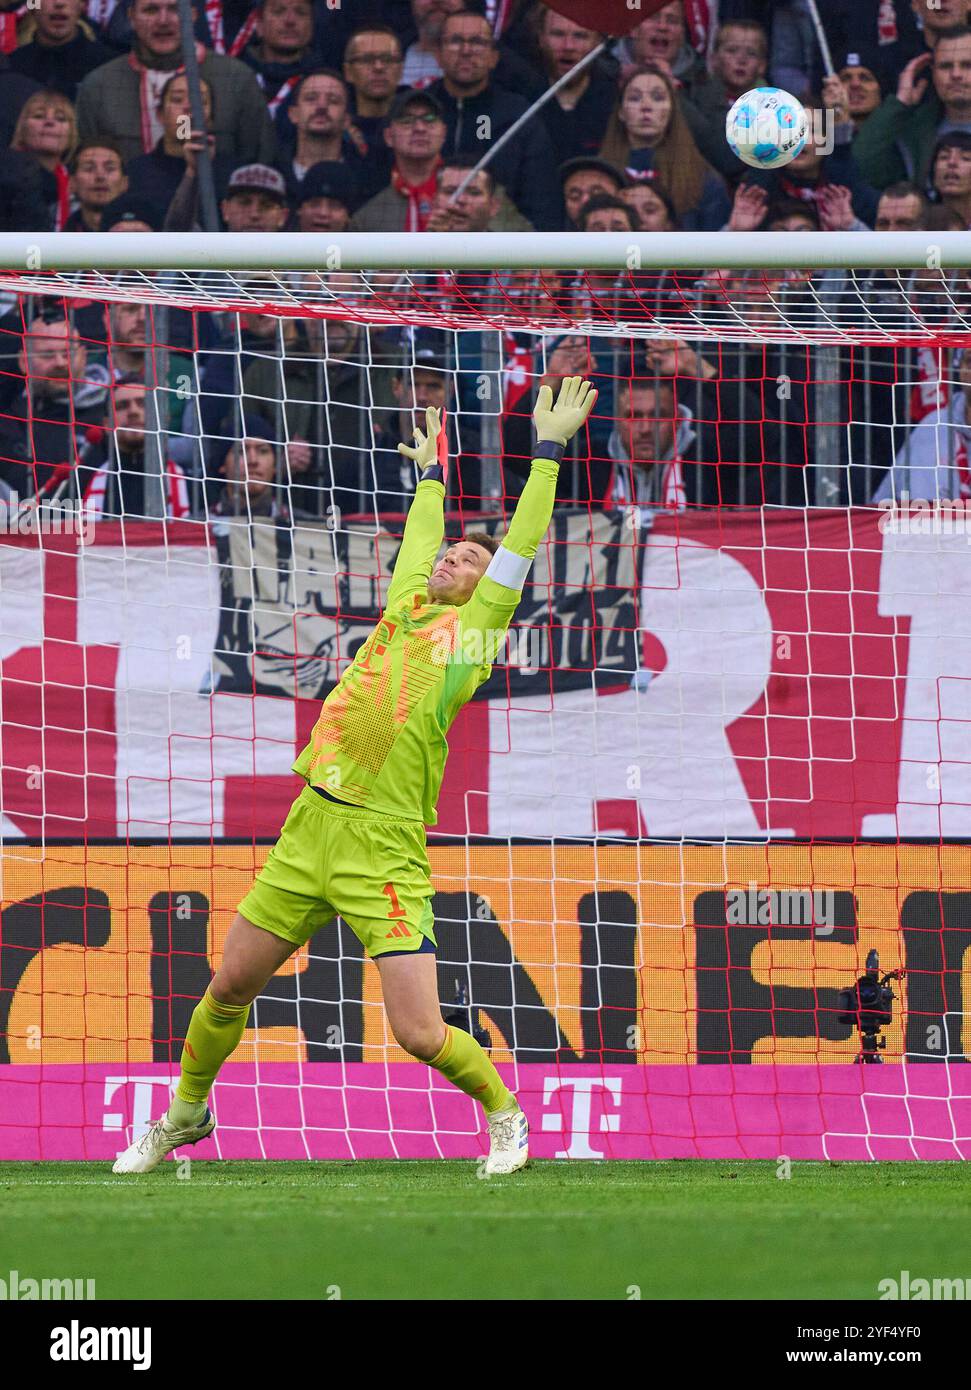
{"left": 103, "top": 1076, "right": 177, "bottom": 1144}
{"left": 541, "top": 1077, "right": 622, "bottom": 1159}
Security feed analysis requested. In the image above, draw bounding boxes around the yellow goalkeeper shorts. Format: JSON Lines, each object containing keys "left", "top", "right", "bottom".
{"left": 238, "top": 785, "right": 437, "bottom": 959}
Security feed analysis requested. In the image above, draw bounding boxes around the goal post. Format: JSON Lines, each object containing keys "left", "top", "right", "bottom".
{"left": 3, "top": 229, "right": 971, "bottom": 270}
{"left": 1, "top": 236, "right": 970, "bottom": 1162}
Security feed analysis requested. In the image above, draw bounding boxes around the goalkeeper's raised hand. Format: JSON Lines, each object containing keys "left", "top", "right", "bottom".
{"left": 398, "top": 405, "right": 449, "bottom": 484}
{"left": 533, "top": 375, "right": 598, "bottom": 447}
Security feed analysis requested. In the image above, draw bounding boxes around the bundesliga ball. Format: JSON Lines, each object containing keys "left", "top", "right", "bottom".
{"left": 726, "top": 87, "right": 809, "bottom": 170}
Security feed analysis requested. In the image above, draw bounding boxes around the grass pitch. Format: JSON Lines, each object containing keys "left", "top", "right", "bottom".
{"left": 1, "top": 1160, "right": 968, "bottom": 1301}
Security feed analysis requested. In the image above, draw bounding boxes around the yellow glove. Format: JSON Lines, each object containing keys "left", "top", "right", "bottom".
{"left": 532, "top": 375, "right": 598, "bottom": 447}
{"left": 397, "top": 406, "right": 444, "bottom": 473}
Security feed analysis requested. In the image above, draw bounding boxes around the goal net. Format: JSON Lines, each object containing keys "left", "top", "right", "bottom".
{"left": 1, "top": 231, "right": 970, "bottom": 1163}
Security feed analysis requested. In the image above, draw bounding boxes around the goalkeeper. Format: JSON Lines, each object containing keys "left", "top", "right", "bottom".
{"left": 113, "top": 377, "right": 597, "bottom": 1177}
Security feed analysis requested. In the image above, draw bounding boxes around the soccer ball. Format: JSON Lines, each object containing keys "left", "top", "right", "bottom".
{"left": 726, "top": 87, "right": 809, "bottom": 170}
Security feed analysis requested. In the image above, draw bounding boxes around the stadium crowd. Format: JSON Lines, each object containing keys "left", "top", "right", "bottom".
{"left": 1, "top": 0, "right": 971, "bottom": 522}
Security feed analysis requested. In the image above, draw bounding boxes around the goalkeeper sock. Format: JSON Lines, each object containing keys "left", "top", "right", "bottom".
{"left": 167, "top": 988, "right": 251, "bottom": 1122}
{"left": 427, "top": 1025, "right": 515, "bottom": 1116}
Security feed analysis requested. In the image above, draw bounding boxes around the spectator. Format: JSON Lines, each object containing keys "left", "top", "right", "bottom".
{"left": 350, "top": 89, "right": 446, "bottom": 232}
{"left": 619, "top": 174, "right": 678, "bottom": 230}
{"left": 602, "top": 376, "right": 693, "bottom": 512}
{"left": 598, "top": 366, "right": 774, "bottom": 510}
{"left": 560, "top": 156, "right": 627, "bottom": 229}
{"left": 873, "top": 348, "right": 971, "bottom": 502}
{"left": 101, "top": 192, "right": 162, "bottom": 232}
{"left": 428, "top": 10, "right": 561, "bottom": 230}
{"left": 874, "top": 179, "right": 930, "bottom": 228}
{"left": 533, "top": 6, "right": 615, "bottom": 163}
{"left": 0, "top": 314, "right": 107, "bottom": 502}
{"left": 76, "top": 0, "right": 276, "bottom": 167}
{"left": 765, "top": 197, "right": 822, "bottom": 233}
{"left": 75, "top": 376, "right": 191, "bottom": 519}
{"left": 65, "top": 140, "right": 128, "bottom": 231}
{"left": 426, "top": 152, "right": 532, "bottom": 231}
{"left": 8, "top": 0, "right": 116, "bottom": 101}
{"left": 599, "top": 64, "right": 730, "bottom": 230}
{"left": 282, "top": 67, "right": 380, "bottom": 199}
{"left": 401, "top": 0, "right": 464, "bottom": 87}
{"left": 212, "top": 416, "right": 294, "bottom": 521}
{"left": 87, "top": 300, "right": 194, "bottom": 399}
{"left": 9, "top": 88, "right": 78, "bottom": 230}
{"left": 371, "top": 345, "right": 451, "bottom": 510}
{"left": 125, "top": 74, "right": 233, "bottom": 226}
{"left": 576, "top": 193, "right": 639, "bottom": 232}
{"left": 821, "top": 48, "right": 888, "bottom": 139}
{"left": 855, "top": 24, "right": 971, "bottom": 187}
{"left": 294, "top": 160, "right": 357, "bottom": 231}
{"left": 220, "top": 163, "right": 290, "bottom": 230}
{"left": 620, "top": 2, "right": 705, "bottom": 88}
{"left": 241, "top": 0, "right": 320, "bottom": 111}
{"left": 682, "top": 19, "right": 770, "bottom": 179}
{"left": 342, "top": 23, "right": 405, "bottom": 150}
{"left": 929, "top": 129, "right": 971, "bottom": 223}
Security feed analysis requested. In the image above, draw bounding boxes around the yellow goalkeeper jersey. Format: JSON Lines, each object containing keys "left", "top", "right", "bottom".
{"left": 293, "top": 462, "right": 556, "bottom": 824}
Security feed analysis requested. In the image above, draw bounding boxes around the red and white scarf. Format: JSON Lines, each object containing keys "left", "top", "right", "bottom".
{"left": 259, "top": 72, "right": 301, "bottom": 117}
{"left": 502, "top": 333, "right": 535, "bottom": 413}
{"left": 877, "top": 1, "right": 898, "bottom": 45}
{"left": 204, "top": 0, "right": 258, "bottom": 56}
{"left": 603, "top": 458, "right": 686, "bottom": 511}
{"left": 391, "top": 163, "right": 440, "bottom": 232}
{"left": 911, "top": 346, "right": 950, "bottom": 423}
{"left": 683, "top": 0, "right": 713, "bottom": 55}
{"left": 82, "top": 456, "right": 190, "bottom": 520}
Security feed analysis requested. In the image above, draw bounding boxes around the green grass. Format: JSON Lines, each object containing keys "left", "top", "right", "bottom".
{"left": 1, "top": 1160, "right": 968, "bottom": 1300}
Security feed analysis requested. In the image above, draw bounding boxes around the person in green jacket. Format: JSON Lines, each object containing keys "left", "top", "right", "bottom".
{"left": 75, "top": 0, "right": 276, "bottom": 167}
{"left": 855, "top": 26, "right": 971, "bottom": 189}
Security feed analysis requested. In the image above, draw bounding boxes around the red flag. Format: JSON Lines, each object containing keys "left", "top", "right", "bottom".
{"left": 542, "top": 0, "right": 669, "bottom": 38}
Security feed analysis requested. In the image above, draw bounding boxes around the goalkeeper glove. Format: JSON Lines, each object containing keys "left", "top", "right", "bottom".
{"left": 398, "top": 405, "right": 449, "bottom": 485}
{"left": 532, "top": 375, "right": 598, "bottom": 447}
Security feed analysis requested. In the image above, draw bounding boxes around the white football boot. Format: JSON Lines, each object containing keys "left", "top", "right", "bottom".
{"left": 112, "top": 1110, "right": 215, "bottom": 1174}
{"left": 484, "top": 1106, "right": 529, "bottom": 1175}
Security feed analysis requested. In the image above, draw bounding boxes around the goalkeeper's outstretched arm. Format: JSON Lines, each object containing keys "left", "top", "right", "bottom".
{"left": 384, "top": 406, "right": 450, "bottom": 609}
{"left": 461, "top": 377, "right": 598, "bottom": 659}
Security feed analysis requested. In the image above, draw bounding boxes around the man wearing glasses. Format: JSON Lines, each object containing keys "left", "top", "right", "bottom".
{"left": 343, "top": 24, "right": 407, "bottom": 148}
{"left": 427, "top": 9, "right": 559, "bottom": 229}
{"left": 350, "top": 89, "right": 448, "bottom": 231}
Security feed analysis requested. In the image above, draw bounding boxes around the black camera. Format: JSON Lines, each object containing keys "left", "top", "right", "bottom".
{"left": 837, "top": 949, "right": 905, "bottom": 1063}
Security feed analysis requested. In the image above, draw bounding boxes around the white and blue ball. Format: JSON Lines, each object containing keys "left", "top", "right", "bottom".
{"left": 726, "top": 86, "right": 809, "bottom": 170}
